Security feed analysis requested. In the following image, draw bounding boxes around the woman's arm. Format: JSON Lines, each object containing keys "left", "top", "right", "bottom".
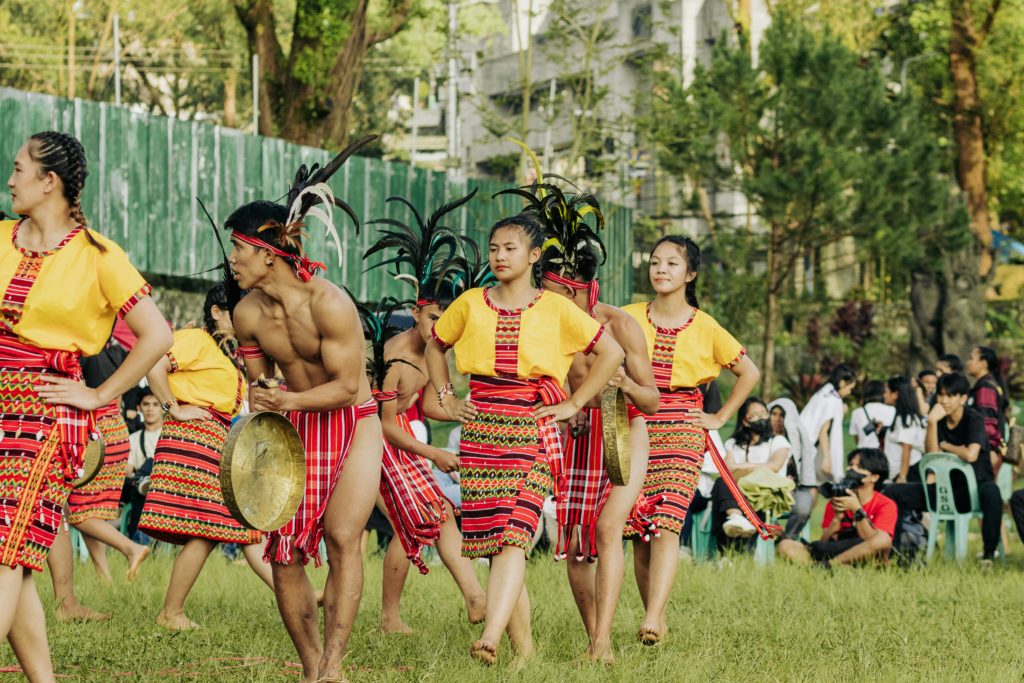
{"left": 898, "top": 443, "right": 912, "bottom": 482}
{"left": 37, "top": 298, "right": 173, "bottom": 410}
{"left": 380, "top": 364, "right": 459, "bottom": 472}
{"left": 427, "top": 337, "right": 477, "bottom": 424}
{"left": 819, "top": 421, "right": 832, "bottom": 478}
{"left": 690, "top": 355, "right": 760, "bottom": 430}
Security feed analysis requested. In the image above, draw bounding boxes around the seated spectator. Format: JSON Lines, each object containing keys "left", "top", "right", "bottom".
{"left": 885, "top": 373, "right": 1002, "bottom": 563}
{"left": 849, "top": 380, "right": 895, "bottom": 449}
{"left": 935, "top": 353, "right": 963, "bottom": 377}
{"left": 769, "top": 397, "right": 817, "bottom": 539}
{"left": 123, "top": 388, "right": 163, "bottom": 542}
{"left": 915, "top": 369, "right": 937, "bottom": 414}
{"left": 714, "top": 397, "right": 790, "bottom": 547}
{"left": 778, "top": 448, "right": 895, "bottom": 566}
{"left": 882, "top": 375, "right": 925, "bottom": 482}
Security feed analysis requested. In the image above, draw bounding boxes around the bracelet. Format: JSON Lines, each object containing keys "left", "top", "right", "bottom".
{"left": 160, "top": 399, "right": 178, "bottom": 414}
{"left": 437, "top": 383, "right": 456, "bottom": 407}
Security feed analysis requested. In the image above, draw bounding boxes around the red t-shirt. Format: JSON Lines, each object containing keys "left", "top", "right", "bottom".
{"left": 821, "top": 491, "right": 897, "bottom": 538}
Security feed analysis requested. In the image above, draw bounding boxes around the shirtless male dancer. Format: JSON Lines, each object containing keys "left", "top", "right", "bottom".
{"left": 226, "top": 185, "right": 383, "bottom": 680}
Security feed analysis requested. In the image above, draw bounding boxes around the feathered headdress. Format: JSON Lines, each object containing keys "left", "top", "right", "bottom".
{"left": 196, "top": 197, "right": 243, "bottom": 314}
{"left": 356, "top": 296, "right": 420, "bottom": 409}
{"left": 495, "top": 139, "right": 606, "bottom": 312}
{"left": 364, "top": 188, "right": 479, "bottom": 307}
{"left": 446, "top": 236, "right": 497, "bottom": 298}
{"left": 229, "top": 134, "right": 379, "bottom": 282}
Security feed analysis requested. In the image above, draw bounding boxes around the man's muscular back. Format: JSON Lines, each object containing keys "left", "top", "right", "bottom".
{"left": 235, "top": 278, "right": 371, "bottom": 406}
{"left": 568, "top": 302, "right": 655, "bottom": 410}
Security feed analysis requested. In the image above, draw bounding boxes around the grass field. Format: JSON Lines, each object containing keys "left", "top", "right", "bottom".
{"left": 4, "top": 533, "right": 1024, "bottom": 682}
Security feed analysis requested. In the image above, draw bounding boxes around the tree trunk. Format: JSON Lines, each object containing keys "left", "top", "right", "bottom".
{"left": 949, "top": 0, "right": 994, "bottom": 275}
{"left": 908, "top": 245, "right": 985, "bottom": 369}
{"left": 224, "top": 68, "right": 238, "bottom": 128}
{"left": 761, "top": 222, "right": 780, "bottom": 399}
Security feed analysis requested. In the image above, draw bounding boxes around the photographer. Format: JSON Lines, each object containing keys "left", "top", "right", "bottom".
{"left": 885, "top": 372, "right": 1002, "bottom": 563}
{"left": 778, "top": 448, "right": 895, "bottom": 566}
{"left": 849, "top": 380, "right": 895, "bottom": 449}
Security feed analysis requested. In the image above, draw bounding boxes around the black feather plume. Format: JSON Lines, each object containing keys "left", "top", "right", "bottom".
{"left": 355, "top": 296, "right": 420, "bottom": 397}
{"left": 196, "top": 196, "right": 243, "bottom": 313}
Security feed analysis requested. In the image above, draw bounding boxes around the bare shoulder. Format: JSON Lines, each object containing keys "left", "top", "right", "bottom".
{"left": 233, "top": 291, "right": 268, "bottom": 333}
{"left": 598, "top": 303, "right": 645, "bottom": 347}
{"left": 309, "top": 279, "right": 356, "bottom": 317}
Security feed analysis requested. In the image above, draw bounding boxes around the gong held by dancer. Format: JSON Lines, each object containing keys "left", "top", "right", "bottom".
{"left": 623, "top": 235, "right": 774, "bottom": 647}
{"left": 506, "top": 174, "right": 659, "bottom": 665}
{"left": 227, "top": 136, "right": 383, "bottom": 683}
{"left": 0, "top": 131, "right": 172, "bottom": 680}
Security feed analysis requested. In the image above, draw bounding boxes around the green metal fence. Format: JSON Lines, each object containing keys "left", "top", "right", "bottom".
{"left": 0, "top": 87, "right": 633, "bottom": 305}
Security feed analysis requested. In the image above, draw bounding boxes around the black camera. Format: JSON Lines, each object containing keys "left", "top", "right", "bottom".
{"left": 819, "top": 471, "right": 866, "bottom": 498}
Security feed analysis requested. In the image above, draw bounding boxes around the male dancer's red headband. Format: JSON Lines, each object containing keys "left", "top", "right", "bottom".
{"left": 231, "top": 230, "right": 326, "bottom": 282}
{"left": 543, "top": 271, "right": 599, "bottom": 315}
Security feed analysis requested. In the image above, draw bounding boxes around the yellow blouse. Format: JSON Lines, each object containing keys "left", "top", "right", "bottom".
{"left": 0, "top": 220, "right": 150, "bottom": 355}
{"left": 623, "top": 302, "right": 745, "bottom": 389}
{"left": 167, "top": 328, "right": 243, "bottom": 416}
{"left": 432, "top": 287, "right": 602, "bottom": 383}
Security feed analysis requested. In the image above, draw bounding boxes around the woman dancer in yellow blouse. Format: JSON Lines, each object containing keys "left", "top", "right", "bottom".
{"left": 1, "top": 131, "right": 172, "bottom": 679}
{"left": 138, "top": 284, "right": 273, "bottom": 630}
{"left": 624, "top": 235, "right": 765, "bottom": 645}
{"left": 426, "top": 213, "right": 624, "bottom": 665}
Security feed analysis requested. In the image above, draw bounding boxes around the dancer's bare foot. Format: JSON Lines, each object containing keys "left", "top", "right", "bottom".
{"left": 588, "top": 640, "right": 615, "bottom": 666}
{"left": 55, "top": 602, "right": 111, "bottom": 623}
{"left": 469, "top": 639, "right": 497, "bottom": 666}
{"left": 126, "top": 545, "right": 150, "bottom": 581}
{"left": 510, "top": 636, "right": 535, "bottom": 671}
{"left": 466, "top": 593, "right": 486, "bottom": 624}
{"left": 156, "top": 611, "right": 201, "bottom": 631}
{"left": 380, "top": 615, "right": 414, "bottom": 635}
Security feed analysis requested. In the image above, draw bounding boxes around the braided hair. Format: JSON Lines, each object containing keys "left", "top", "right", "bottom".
{"left": 202, "top": 283, "right": 238, "bottom": 360}
{"left": 489, "top": 213, "right": 545, "bottom": 286}
{"left": 651, "top": 235, "right": 700, "bottom": 308}
{"left": 26, "top": 131, "right": 105, "bottom": 252}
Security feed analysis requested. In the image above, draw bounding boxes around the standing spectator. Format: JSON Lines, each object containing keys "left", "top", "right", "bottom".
{"left": 801, "top": 364, "right": 857, "bottom": 483}
{"left": 125, "top": 389, "right": 163, "bottom": 542}
{"left": 885, "top": 373, "right": 1002, "bottom": 563}
{"left": 935, "top": 353, "right": 963, "bottom": 377}
{"left": 769, "top": 397, "right": 817, "bottom": 539}
{"left": 849, "top": 380, "right": 895, "bottom": 449}
{"left": 966, "top": 346, "right": 1009, "bottom": 471}
{"left": 882, "top": 376, "right": 925, "bottom": 482}
{"left": 715, "top": 398, "right": 790, "bottom": 546}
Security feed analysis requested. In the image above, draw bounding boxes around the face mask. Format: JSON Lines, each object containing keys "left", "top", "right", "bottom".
{"left": 747, "top": 419, "right": 772, "bottom": 436}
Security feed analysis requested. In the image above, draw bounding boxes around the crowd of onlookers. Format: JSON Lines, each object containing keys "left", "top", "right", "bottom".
{"left": 107, "top": 341, "right": 1019, "bottom": 569}
{"left": 682, "top": 345, "right": 1022, "bottom": 568}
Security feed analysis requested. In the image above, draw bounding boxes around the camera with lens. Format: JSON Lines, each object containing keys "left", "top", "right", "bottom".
{"left": 819, "top": 471, "right": 866, "bottom": 499}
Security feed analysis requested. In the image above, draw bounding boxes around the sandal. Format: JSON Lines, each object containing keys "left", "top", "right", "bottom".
{"left": 469, "top": 640, "right": 498, "bottom": 665}
{"left": 637, "top": 627, "right": 661, "bottom": 646}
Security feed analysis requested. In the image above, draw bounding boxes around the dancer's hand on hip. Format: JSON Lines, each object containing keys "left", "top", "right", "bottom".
{"left": 36, "top": 376, "right": 104, "bottom": 411}
{"left": 535, "top": 399, "right": 581, "bottom": 423}
{"left": 687, "top": 410, "right": 724, "bottom": 431}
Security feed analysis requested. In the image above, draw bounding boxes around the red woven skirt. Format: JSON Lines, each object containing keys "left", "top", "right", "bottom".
{"left": 624, "top": 389, "right": 705, "bottom": 538}
{"left": 379, "top": 412, "right": 448, "bottom": 575}
{"left": 266, "top": 399, "right": 378, "bottom": 567}
{"left": 558, "top": 407, "right": 657, "bottom": 560}
{"left": 67, "top": 401, "right": 130, "bottom": 525}
{"left": 458, "top": 375, "right": 564, "bottom": 559}
{"left": 138, "top": 411, "right": 262, "bottom": 546}
{"left": 0, "top": 334, "right": 89, "bottom": 572}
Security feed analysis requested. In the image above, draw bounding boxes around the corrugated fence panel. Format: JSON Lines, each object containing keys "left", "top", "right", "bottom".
{"left": 0, "top": 87, "right": 631, "bottom": 304}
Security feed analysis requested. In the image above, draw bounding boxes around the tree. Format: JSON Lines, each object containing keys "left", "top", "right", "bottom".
{"left": 645, "top": 13, "right": 948, "bottom": 395}
{"left": 231, "top": 0, "right": 416, "bottom": 148}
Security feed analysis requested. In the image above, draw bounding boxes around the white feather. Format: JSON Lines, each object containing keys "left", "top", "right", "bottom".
{"left": 287, "top": 183, "right": 343, "bottom": 266}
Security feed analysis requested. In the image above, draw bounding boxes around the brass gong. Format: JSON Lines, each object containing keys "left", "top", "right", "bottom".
{"left": 601, "top": 387, "right": 632, "bottom": 486}
{"left": 72, "top": 435, "right": 105, "bottom": 488}
{"left": 221, "top": 411, "right": 306, "bottom": 532}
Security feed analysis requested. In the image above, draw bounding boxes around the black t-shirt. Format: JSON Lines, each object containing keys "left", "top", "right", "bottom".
{"left": 938, "top": 407, "right": 993, "bottom": 483}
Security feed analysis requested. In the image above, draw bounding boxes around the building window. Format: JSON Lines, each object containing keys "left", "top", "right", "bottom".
{"left": 633, "top": 4, "right": 653, "bottom": 39}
